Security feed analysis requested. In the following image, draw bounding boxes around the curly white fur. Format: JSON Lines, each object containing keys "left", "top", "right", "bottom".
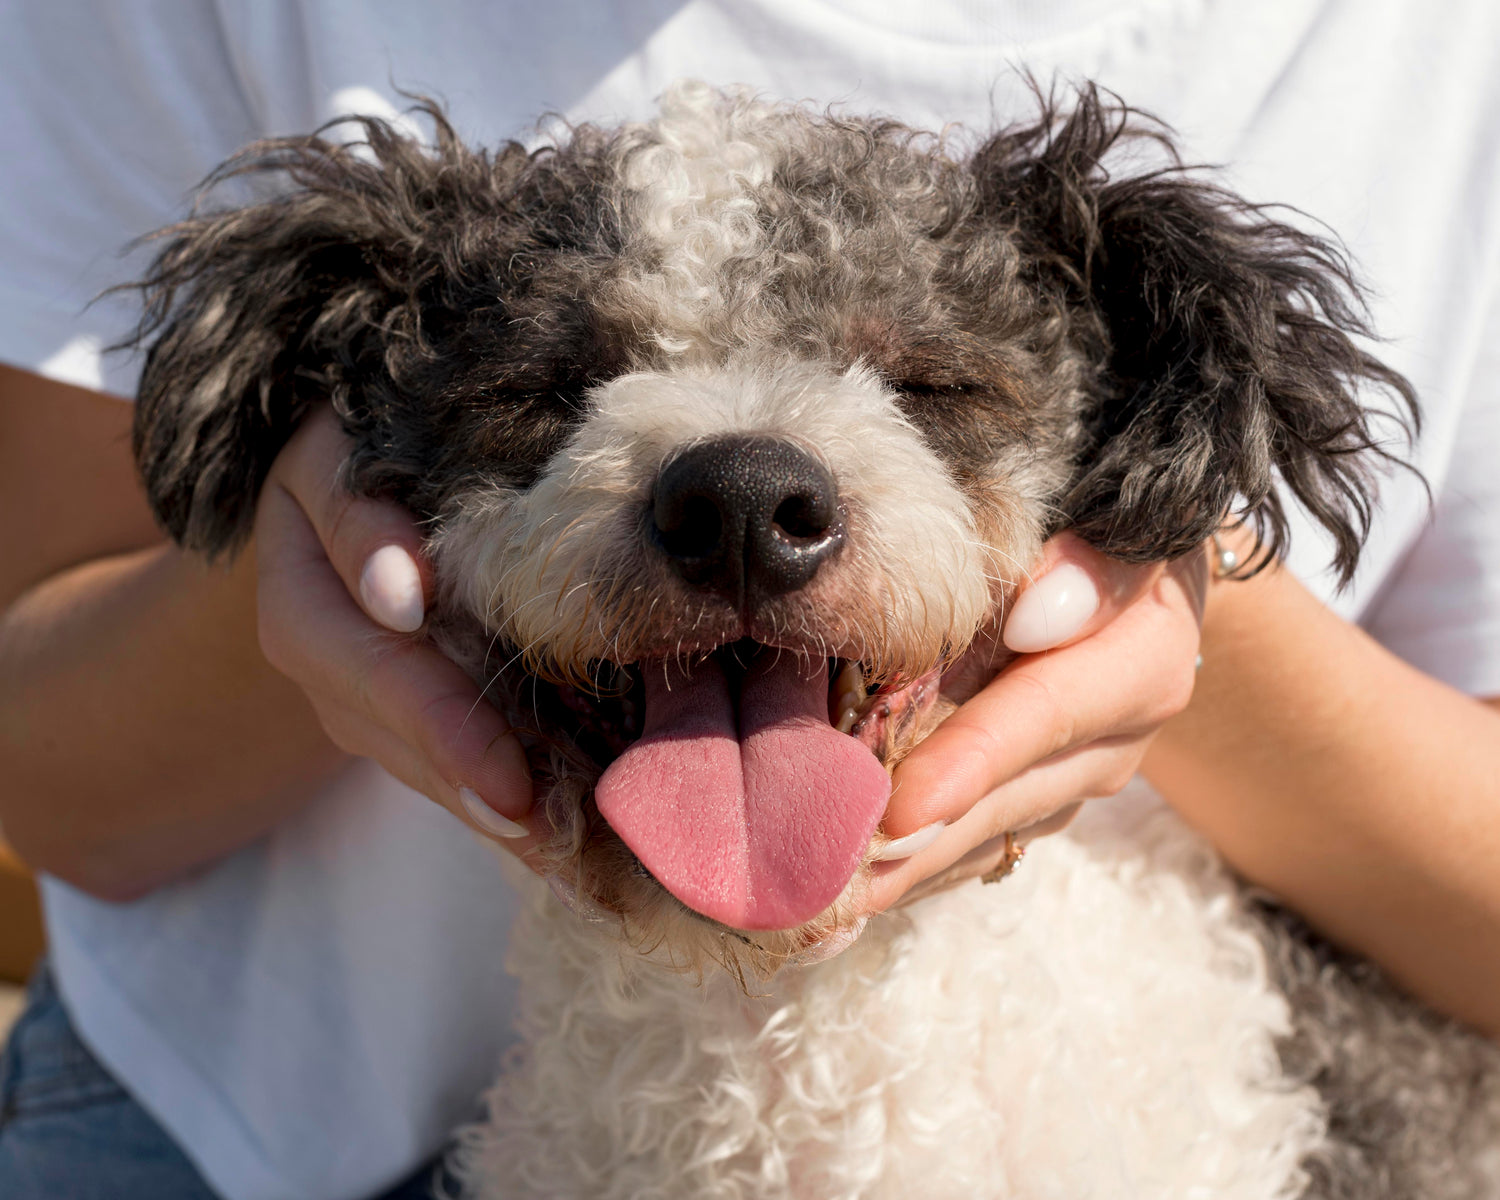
{"left": 609, "top": 80, "right": 781, "bottom": 362}
{"left": 453, "top": 786, "right": 1329, "bottom": 1200}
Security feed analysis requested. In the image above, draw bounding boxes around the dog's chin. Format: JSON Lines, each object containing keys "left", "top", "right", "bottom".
{"left": 521, "top": 636, "right": 954, "bottom": 979}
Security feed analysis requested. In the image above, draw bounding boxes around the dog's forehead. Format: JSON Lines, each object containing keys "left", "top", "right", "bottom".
{"left": 591, "top": 83, "right": 979, "bottom": 373}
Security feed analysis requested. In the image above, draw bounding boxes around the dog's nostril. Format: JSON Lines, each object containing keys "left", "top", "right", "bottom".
{"left": 654, "top": 493, "right": 722, "bottom": 561}
{"left": 772, "top": 492, "right": 834, "bottom": 542}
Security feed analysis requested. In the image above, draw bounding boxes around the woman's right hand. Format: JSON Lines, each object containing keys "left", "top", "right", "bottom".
{"left": 254, "top": 407, "right": 537, "bottom": 850}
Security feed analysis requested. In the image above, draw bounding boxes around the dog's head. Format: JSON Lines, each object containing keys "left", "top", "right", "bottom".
{"left": 130, "top": 82, "right": 1412, "bottom": 971}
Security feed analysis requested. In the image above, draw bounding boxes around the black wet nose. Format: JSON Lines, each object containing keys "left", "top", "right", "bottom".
{"left": 650, "top": 435, "right": 844, "bottom": 602}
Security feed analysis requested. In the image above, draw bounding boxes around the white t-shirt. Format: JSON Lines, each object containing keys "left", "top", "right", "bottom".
{"left": 2, "top": 2, "right": 1497, "bottom": 1197}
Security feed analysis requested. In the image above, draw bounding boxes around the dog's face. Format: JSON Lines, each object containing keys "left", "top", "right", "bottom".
{"left": 131, "top": 82, "right": 1410, "bottom": 970}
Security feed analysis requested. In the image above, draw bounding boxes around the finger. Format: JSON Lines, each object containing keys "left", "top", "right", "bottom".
{"left": 868, "top": 737, "right": 1147, "bottom": 911}
{"left": 313, "top": 699, "right": 546, "bottom": 860}
{"left": 267, "top": 407, "right": 433, "bottom": 632}
{"left": 256, "top": 478, "right": 533, "bottom": 821}
{"left": 1001, "top": 532, "right": 1164, "bottom": 654}
{"left": 882, "top": 831, "right": 1018, "bottom": 910}
{"left": 367, "top": 641, "right": 534, "bottom": 821}
{"left": 886, "top": 572, "right": 1201, "bottom": 836}
{"left": 1015, "top": 800, "right": 1084, "bottom": 843}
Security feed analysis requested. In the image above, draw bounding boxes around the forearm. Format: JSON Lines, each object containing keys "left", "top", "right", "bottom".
{"left": 1143, "top": 559, "right": 1500, "bottom": 1034}
{"left": 0, "top": 539, "right": 344, "bottom": 900}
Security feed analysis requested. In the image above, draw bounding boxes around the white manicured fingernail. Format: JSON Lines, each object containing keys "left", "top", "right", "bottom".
{"left": 459, "top": 786, "right": 528, "bottom": 838}
{"left": 872, "top": 820, "right": 947, "bottom": 862}
{"left": 548, "top": 875, "right": 609, "bottom": 922}
{"left": 1002, "top": 562, "right": 1100, "bottom": 653}
{"left": 359, "top": 545, "right": 424, "bottom": 633}
{"left": 786, "top": 916, "right": 868, "bottom": 967}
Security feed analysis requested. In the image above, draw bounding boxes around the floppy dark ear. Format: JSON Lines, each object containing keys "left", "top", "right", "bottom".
{"left": 130, "top": 126, "right": 402, "bottom": 556}
{"left": 127, "top": 106, "right": 537, "bottom": 558}
{"left": 972, "top": 87, "right": 1418, "bottom": 583}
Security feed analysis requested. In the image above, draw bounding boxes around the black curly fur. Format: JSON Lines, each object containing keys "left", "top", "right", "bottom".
{"left": 968, "top": 84, "right": 1418, "bottom": 580}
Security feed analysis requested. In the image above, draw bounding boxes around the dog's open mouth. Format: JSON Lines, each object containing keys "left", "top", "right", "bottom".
{"left": 550, "top": 641, "right": 939, "bottom": 931}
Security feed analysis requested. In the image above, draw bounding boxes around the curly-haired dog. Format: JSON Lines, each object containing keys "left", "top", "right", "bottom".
{"left": 128, "top": 82, "right": 1500, "bottom": 1198}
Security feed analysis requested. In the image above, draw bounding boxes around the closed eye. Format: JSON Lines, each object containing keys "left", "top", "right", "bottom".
{"left": 895, "top": 379, "right": 986, "bottom": 397}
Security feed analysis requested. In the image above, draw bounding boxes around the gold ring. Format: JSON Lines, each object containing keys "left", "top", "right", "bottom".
{"left": 980, "top": 831, "right": 1025, "bottom": 884}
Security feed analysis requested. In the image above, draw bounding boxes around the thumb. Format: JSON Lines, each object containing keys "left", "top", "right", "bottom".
{"left": 1002, "top": 533, "right": 1162, "bottom": 654}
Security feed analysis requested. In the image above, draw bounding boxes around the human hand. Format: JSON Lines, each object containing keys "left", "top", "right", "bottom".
{"left": 865, "top": 533, "right": 1209, "bottom": 911}
{"left": 253, "top": 407, "right": 536, "bottom": 851}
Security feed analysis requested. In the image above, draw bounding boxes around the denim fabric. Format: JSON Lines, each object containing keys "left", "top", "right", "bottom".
{"left": 0, "top": 965, "right": 449, "bottom": 1200}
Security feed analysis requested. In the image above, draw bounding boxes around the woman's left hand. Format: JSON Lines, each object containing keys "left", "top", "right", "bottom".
{"left": 865, "top": 532, "right": 1209, "bottom": 911}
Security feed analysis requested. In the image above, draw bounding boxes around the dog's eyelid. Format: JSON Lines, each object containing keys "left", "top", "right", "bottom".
{"left": 897, "top": 379, "right": 984, "bottom": 397}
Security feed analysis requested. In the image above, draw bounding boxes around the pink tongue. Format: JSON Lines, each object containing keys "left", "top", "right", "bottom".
{"left": 595, "top": 655, "right": 891, "bottom": 930}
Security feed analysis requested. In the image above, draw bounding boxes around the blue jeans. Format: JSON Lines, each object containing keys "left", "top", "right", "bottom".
{"left": 0, "top": 965, "right": 452, "bottom": 1199}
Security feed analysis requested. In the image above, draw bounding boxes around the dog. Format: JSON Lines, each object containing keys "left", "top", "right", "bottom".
{"left": 128, "top": 81, "right": 1500, "bottom": 1198}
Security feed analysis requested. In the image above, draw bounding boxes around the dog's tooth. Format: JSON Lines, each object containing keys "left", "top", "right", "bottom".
{"left": 835, "top": 707, "right": 860, "bottom": 734}
{"left": 834, "top": 661, "right": 866, "bottom": 705}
